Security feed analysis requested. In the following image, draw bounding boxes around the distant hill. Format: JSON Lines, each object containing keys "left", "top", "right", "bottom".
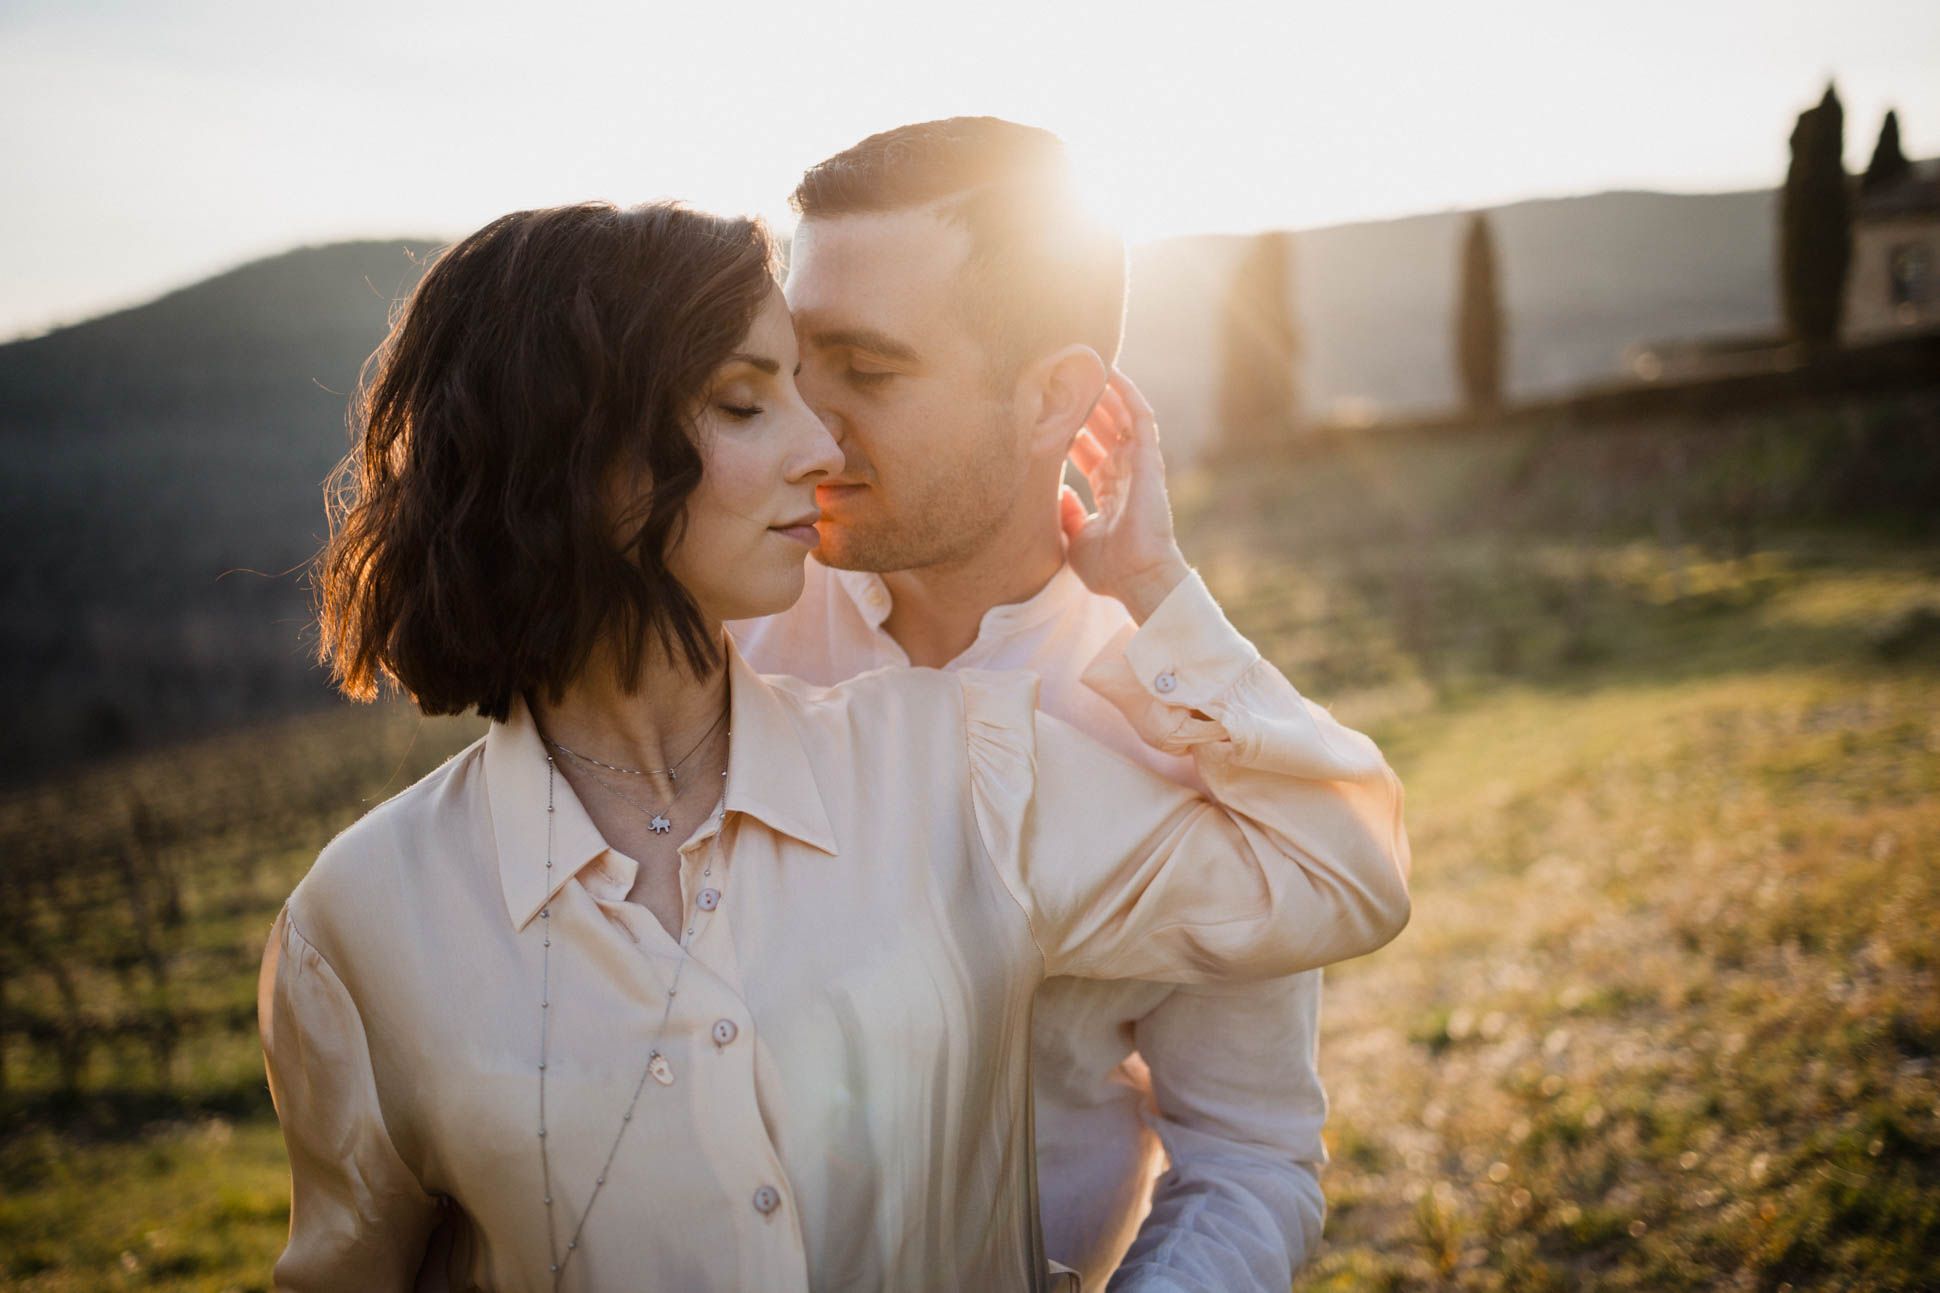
{"left": 0, "top": 240, "right": 441, "bottom": 433}
{"left": 0, "top": 188, "right": 1785, "bottom": 779}
{"left": 1121, "top": 188, "right": 1778, "bottom": 460}
{"left": 0, "top": 240, "right": 438, "bottom": 780}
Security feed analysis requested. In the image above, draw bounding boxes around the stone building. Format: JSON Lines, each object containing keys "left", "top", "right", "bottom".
{"left": 1844, "top": 158, "right": 1940, "bottom": 341}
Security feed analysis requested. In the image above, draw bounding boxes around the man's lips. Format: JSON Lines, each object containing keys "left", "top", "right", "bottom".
{"left": 815, "top": 482, "right": 867, "bottom": 510}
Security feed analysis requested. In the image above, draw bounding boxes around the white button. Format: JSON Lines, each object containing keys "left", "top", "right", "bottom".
{"left": 712, "top": 1018, "right": 738, "bottom": 1046}
{"left": 696, "top": 887, "right": 721, "bottom": 911}
{"left": 1153, "top": 670, "right": 1178, "bottom": 695}
{"left": 752, "top": 1185, "right": 781, "bottom": 1215}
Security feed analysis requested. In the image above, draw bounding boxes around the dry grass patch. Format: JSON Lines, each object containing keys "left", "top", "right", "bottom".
{"left": 1295, "top": 672, "right": 1940, "bottom": 1291}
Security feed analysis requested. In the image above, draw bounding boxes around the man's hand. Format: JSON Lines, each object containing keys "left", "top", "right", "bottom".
{"left": 1060, "top": 370, "right": 1191, "bottom": 625}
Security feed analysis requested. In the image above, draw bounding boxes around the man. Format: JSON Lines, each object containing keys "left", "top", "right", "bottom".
{"left": 732, "top": 118, "right": 1330, "bottom": 1292}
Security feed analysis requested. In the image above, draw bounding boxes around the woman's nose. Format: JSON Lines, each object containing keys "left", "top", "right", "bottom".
{"left": 794, "top": 359, "right": 837, "bottom": 428}
{"left": 792, "top": 405, "right": 844, "bottom": 481}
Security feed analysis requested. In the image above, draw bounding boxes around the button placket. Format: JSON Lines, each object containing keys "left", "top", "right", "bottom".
{"left": 678, "top": 838, "right": 725, "bottom": 947}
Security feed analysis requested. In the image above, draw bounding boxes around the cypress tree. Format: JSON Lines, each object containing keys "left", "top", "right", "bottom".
{"left": 1454, "top": 212, "right": 1504, "bottom": 415}
{"left": 1863, "top": 108, "right": 1911, "bottom": 193}
{"left": 1779, "top": 84, "right": 1853, "bottom": 345}
{"left": 1216, "top": 231, "right": 1301, "bottom": 449}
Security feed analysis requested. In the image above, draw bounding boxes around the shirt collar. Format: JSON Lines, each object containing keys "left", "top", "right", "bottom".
{"left": 486, "top": 695, "right": 611, "bottom": 933}
{"left": 832, "top": 562, "right": 1088, "bottom": 650}
{"left": 832, "top": 567, "right": 896, "bottom": 630}
{"left": 487, "top": 639, "right": 838, "bottom": 932}
{"left": 719, "top": 637, "right": 839, "bottom": 857}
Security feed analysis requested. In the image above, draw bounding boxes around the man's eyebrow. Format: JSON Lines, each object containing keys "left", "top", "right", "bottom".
{"left": 803, "top": 326, "right": 920, "bottom": 366}
{"left": 722, "top": 352, "right": 782, "bottom": 375}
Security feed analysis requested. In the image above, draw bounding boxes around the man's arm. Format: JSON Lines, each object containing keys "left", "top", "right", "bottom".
{"left": 1065, "top": 374, "right": 1336, "bottom": 1289}
{"left": 1109, "top": 973, "right": 1328, "bottom": 1292}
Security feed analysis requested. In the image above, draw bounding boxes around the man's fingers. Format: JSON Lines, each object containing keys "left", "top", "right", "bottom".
{"left": 1070, "top": 427, "right": 1108, "bottom": 475}
{"left": 1108, "top": 371, "right": 1160, "bottom": 446}
{"left": 1057, "top": 483, "right": 1090, "bottom": 541}
{"left": 1099, "top": 384, "right": 1132, "bottom": 435}
{"left": 1084, "top": 399, "right": 1131, "bottom": 456}
{"left": 1082, "top": 401, "right": 1121, "bottom": 448}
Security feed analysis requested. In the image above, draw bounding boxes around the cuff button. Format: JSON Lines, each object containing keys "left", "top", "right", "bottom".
{"left": 1153, "top": 670, "right": 1178, "bottom": 695}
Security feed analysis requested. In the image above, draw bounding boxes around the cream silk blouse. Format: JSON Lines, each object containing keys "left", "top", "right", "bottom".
{"left": 258, "top": 575, "right": 1410, "bottom": 1292}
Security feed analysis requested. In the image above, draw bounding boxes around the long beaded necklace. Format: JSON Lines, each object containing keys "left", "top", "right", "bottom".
{"left": 534, "top": 723, "right": 729, "bottom": 1288}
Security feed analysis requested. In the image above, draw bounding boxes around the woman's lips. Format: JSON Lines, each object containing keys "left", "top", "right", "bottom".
{"left": 772, "top": 513, "right": 822, "bottom": 547}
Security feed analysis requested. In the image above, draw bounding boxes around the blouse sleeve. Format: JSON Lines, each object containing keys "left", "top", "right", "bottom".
{"left": 258, "top": 904, "right": 440, "bottom": 1292}
{"left": 963, "top": 571, "right": 1411, "bottom": 983}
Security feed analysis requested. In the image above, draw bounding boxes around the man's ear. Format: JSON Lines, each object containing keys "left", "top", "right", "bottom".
{"left": 1020, "top": 344, "right": 1108, "bottom": 459}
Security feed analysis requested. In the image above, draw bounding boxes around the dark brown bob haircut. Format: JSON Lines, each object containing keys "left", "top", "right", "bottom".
{"left": 791, "top": 116, "right": 1126, "bottom": 380}
{"left": 314, "top": 201, "right": 780, "bottom": 721}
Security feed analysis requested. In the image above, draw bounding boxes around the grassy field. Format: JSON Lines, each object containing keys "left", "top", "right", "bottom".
{"left": 0, "top": 707, "right": 484, "bottom": 1291}
{"left": 2, "top": 397, "right": 1936, "bottom": 1290}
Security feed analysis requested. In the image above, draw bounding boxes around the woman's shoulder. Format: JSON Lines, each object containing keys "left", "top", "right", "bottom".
{"left": 284, "top": 734, "right": 490, "bottom": 936}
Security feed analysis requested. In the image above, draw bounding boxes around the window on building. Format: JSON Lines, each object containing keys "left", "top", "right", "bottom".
{"left": 1888, "top": 243, "right": 1930, "bottom": 307}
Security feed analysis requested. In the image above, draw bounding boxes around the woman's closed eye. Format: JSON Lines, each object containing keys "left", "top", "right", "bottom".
{"left": 719, "top": 402, "right": 765, "bottom": 419}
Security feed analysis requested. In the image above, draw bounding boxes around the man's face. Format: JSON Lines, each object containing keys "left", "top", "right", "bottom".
{"left": 786, "top": 209, "right": 1029, "bottom": 573}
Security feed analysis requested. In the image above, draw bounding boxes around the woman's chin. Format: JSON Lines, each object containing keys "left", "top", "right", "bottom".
{"left": 702, "top": 563, "right": 807, "bottom": 624}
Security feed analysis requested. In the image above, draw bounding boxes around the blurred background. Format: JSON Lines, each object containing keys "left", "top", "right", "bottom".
{"left": 2, "top": 2, "right": 1936, "bottom": 1289}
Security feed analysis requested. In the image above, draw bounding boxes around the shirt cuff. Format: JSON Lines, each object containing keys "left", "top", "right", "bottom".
{"left": 1121, "top": 570, "right": 1261, "bottom": 707}
{"left": 1080, "top": 571, "right": 1262, "bottom": 755}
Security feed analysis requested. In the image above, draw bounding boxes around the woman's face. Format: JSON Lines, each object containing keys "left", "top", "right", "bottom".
{"left": 664, "top": 286, "right": 843, "bottom": 624}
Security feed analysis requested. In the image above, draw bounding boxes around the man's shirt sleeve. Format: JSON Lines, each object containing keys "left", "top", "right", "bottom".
{"left": 1108, "top": 973, "right": 1328, "bottom": 1292}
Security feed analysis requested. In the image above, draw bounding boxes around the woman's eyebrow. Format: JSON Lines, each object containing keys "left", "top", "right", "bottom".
{"left": 722, "top": 353, "right": 782, "bottom": 375}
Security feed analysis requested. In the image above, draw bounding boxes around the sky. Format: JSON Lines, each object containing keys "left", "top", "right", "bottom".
{"left": 2, "top": 0, "right": 1937, "bottom": 339}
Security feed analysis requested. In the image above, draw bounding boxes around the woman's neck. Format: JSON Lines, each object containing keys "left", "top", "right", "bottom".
{"left": 527, "top": 629, "right": 730, "bottom": 774}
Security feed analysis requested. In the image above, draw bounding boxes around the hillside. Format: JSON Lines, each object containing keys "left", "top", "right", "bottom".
{"left": 0, "top": 240, "right": 438, "bottom": 780}
{"left": 1121, "top": 188, "right": 1777, "bottom": 459}
{"left": 0, "top": 188, "right": 1786, "bottom": 778}
{"left": 0, "top": 240, "right": 440, "bottom": 433}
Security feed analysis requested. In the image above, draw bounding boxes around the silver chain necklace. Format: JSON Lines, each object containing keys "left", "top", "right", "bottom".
{"left": 534, "top": 743, "right": 727, "bottom": 1288}
{"left": 544, "top": 703, "right": 728, "bottom": 781}
{"left": 549, "top": 724, "right": 726, "bottom": 835}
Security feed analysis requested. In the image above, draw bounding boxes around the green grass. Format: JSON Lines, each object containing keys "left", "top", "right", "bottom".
{"left": 0, "top": 706, "right": 483, "bottom": 1289}
{"left": 2, "top": 1121, "right": 290, "bottom": 1292}
{"left": 3, "top": 398, "right": 1937, "bottom": 1289}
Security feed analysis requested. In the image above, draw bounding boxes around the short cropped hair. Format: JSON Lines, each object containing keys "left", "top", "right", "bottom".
{"left": 314, "top": 202, "right": 780, "bottom": 720}
{"left": 791, "top": 117, "right": 1126, "bottom": 377}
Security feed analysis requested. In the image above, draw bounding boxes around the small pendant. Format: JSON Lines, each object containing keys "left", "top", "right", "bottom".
{"left": 649, "top": 814, "right": 671, "bottom": 834}
{"left": 648, "top": 1051, "right": 675, "bottom": 1086}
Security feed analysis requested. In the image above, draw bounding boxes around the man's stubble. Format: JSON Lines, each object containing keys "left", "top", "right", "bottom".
{"left": 814, "top": 403, "right": 1025, "bottom": 576}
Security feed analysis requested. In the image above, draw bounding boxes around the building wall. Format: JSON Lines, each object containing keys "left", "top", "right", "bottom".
{"left": 1844, "top": 214, "right": 1940, "bottom": 341}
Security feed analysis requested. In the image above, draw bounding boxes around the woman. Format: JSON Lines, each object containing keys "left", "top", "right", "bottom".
{"left": 263, "top": 201, "right": 1409, "bottom": 1292}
